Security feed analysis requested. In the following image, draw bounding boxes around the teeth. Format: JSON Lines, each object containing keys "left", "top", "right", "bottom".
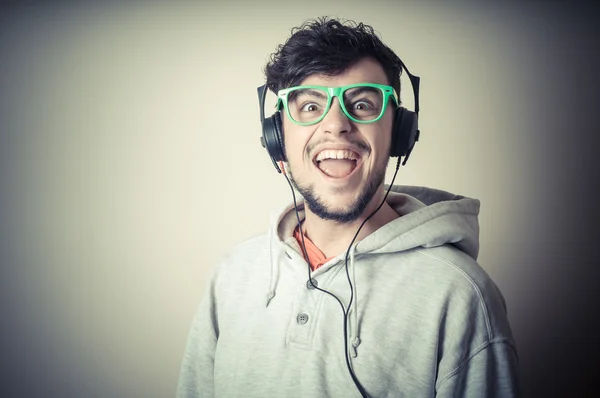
{"left": 316, "top": 149, "right": 359, "bottom": 162}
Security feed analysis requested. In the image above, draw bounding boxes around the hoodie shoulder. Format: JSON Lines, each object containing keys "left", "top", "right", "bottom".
{"left": 416, "top": 243, "right": 512, "bottom": 342}
{"left": 216, "top": 233, "right": 270, "bottom": 271}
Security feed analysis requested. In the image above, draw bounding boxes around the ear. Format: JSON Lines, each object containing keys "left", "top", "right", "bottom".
{"left": 277, "top": 161, "right": 286, "bottom": 175}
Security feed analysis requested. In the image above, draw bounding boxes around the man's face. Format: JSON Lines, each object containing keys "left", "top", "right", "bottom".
{"left": 282, "top": 57, "right": 394, "bottom": 223}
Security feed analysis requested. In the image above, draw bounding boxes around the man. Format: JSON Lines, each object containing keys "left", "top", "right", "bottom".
{"left": 177, "top": 17, "right": 519, "bottom": 397}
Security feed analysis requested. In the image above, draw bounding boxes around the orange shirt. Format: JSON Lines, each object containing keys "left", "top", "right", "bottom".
{"left": 293, "top": 225, "right": 335, "bottom": 271}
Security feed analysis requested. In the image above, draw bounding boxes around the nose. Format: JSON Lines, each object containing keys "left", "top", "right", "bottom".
{"left": 321, "top": 97, "right": 351, "bottom": 135}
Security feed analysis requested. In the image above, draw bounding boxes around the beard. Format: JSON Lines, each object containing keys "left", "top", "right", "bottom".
{"left": 287, "top": 157, "right": 389, "bottom": 224}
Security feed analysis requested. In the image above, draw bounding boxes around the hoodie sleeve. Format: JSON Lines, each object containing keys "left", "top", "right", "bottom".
{"left": 176, "top": 270, "right": 220, "bottom": 398}
{"left": 435, "top": 338, "right": 520, "bottom": 397}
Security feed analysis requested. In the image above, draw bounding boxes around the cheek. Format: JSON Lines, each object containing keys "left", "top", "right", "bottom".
{"left": 280, "top": 118, "right": 293, "bottom": 154}
{"left": 369, "top": 124, "right": 393, "bottom": 156}
{"left": 378, "top": 116, "right": 394, "bottom": 153}
{"left": 281, "top": 121, "right": 307, "bottom": 162}
{"left": 283, "top": 113, "right": 317, "bottom": 145}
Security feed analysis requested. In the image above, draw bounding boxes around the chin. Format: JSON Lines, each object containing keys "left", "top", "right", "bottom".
{"left": 289, "top": 167, "right": 383, "bottom": 223}
{"left": 304, "top": 190, "right": 370, "bottom": 224}
{"left": 320, "top": 192, "right": 359, "bottom": 209}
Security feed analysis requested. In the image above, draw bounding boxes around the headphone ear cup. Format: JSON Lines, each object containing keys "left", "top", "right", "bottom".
{"left": 272, "top": 112, "right": 285, "bottom": 161}
{"left": 391, "top": 106, "right": 418, "bottom": 158}
{"left": 261, "top": 111, "right": 286, "bottom": 162}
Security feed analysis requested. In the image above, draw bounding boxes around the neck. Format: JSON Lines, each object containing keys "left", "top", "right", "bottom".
{"left": 301, "top": 188, "right": 399, "bottom": 258}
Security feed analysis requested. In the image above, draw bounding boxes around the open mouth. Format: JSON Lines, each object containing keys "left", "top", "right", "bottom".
{"left": 313, "top": 149, "right": 361, "bottom": 178}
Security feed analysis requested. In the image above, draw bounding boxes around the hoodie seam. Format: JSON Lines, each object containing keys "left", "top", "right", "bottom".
{"left": 414, "top": 248, "right": 493, "bottom": 340}
{"left": 435, "top": 338, "right": 516, "bottom": 389}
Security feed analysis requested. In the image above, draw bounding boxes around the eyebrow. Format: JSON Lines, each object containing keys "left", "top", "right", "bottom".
{"left": 289, "top": 88, "right": 328, "bottom": 102}
{"left": 343, "top": 86, "right": 379, "bottom": 99}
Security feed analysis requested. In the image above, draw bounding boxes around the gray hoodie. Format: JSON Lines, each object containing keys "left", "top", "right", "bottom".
{"left": 176, "top": 185, "right": 519, "bottom": 397}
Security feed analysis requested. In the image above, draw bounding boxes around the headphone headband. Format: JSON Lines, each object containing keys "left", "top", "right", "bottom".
{"left": 257, "top": 84, "right": 268, "bottom": 123}
{"left": 397, "top": 59, "right": 420, "bottom": 115}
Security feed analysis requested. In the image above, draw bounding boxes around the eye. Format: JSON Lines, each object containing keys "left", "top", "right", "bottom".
{"left": 301, "top": 103, "right": 320, "bottom": 112}
{"left": 353, "top": 101, "right": 373, "bottom": 110}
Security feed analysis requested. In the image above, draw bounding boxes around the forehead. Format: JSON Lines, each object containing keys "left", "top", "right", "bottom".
{"left": 298, "top": 57, "right": 389, "bottom": 87}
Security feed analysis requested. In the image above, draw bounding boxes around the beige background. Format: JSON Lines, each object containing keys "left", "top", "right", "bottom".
{"left": 1, "top": 1, "right": 597, "bottom": 397}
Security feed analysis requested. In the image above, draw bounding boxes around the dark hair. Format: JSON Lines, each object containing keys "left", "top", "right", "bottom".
{"left": 264, "top": 17, "right": 403, "bottom": 96}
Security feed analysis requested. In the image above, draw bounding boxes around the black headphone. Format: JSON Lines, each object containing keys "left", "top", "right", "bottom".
{"left": 257, "top": 59, "right": 421, "bottom": 173}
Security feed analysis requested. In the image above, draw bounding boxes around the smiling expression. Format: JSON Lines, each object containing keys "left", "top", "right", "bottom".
{"left": 282, "top": 57, "right": 395, "bottom": 223}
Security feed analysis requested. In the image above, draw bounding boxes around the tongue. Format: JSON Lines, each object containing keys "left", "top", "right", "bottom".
{"left": 318, "top": 159, "right": 357, "bottom": 178}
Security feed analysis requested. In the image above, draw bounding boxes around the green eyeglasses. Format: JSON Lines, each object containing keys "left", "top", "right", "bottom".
{"left": 276, "top": 83, "right": 399, "bottom": 126}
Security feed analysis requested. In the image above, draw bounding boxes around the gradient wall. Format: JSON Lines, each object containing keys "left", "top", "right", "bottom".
{"left": 1, "top": 1, "right": 597, "bottom": 397}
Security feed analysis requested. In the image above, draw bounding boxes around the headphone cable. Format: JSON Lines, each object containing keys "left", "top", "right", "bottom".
{"left": 284, "top": 156, "right": 401, "bottom": 398}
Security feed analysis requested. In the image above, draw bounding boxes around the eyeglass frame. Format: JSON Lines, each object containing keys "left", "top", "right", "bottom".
{"left": 275, "top": 83, "right": 399, "bottom": 126}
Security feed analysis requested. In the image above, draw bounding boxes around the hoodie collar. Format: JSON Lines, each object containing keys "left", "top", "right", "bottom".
{"left": 272, "top": 184, "right": 481, "bottom": 261}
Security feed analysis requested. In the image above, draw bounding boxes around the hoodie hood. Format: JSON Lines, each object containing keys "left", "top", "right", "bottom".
{"left": 358, "top": 185, "right": 480, "bottom": 260}
{"left": 273, "top": 184, "right": 481, "bottom": 261}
